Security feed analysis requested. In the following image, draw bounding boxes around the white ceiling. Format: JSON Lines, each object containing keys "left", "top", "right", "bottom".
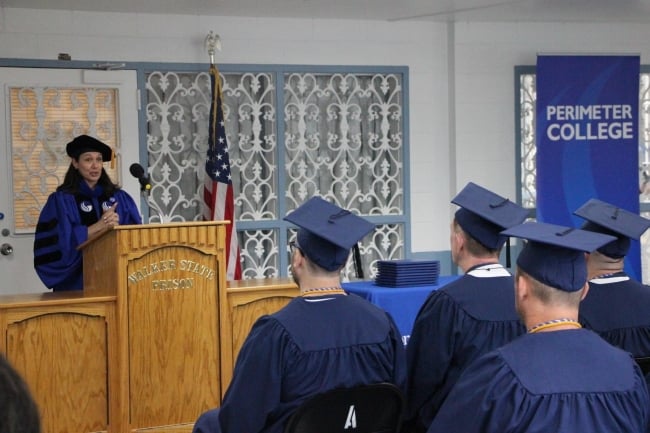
{"left": 4, "top": 0, "right": 650, "bottom": 23}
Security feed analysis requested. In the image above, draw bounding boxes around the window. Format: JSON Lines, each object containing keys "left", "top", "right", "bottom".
{"left": 144, "top": 65, "right": 409, "bottom": 280}
{"left": 9, "top": 86, "right": 119, "bottom": 233}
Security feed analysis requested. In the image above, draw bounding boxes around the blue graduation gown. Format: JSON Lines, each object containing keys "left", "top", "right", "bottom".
{"left": 580, "top": 272, "right": 650, "bottom": 358}
{"left": 33, "top": 183, "right": 141, "bottom": 291}
{"left": 428, "top": 329, "right": 650, "bottom": 433}
{"left": 192, "top": 293, "right": 407, "bottom": 433}
{"left": 405, "top": 263, "right": 526, "bottom": 433}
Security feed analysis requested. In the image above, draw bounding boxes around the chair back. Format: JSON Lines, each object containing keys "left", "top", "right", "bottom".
{"left": 635, "top": 356, "right": 650, "bottom": 376}
{"left": 284, "top": 382, "right": 404, "bottom": 433}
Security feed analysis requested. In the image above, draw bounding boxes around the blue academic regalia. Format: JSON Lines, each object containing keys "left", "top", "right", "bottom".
{"left": 579, "top": 273, "right": 650, "bottom": 358}
{"left": 405, "top": 263, "right": 527, "bottom": 433}
{"left": 33, "top": 182, "right": 141, "bottom": 291}
{"left": 427, "top": 329, "right": 650, "bottom": 433}
{"left": 192, "top": 293, "right": 407, "bottom": 433}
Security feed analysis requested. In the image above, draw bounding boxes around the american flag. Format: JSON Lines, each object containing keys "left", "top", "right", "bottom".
{"left": 203, "top": 64, "right": 242, "bottom": 280}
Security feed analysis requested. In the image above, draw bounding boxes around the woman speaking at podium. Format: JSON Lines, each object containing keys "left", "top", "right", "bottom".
{"left": 33, "top": 135, "right": 142, "bottom": 291}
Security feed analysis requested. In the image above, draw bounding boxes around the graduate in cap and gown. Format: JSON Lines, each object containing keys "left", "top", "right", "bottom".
{"left": 192, "top": 196, "right": 406, "bottom": 433}
{"left": 33, "top": 135, "right": 141, "bottom": 291}
{"left": 574, "top": 199, "right": 650, "bottom": 360}
{"left": 427, "top": 222, "right": 650, "bottom": 433}
{"left": 405, "top": 182, "right": 529, "bottom": 433}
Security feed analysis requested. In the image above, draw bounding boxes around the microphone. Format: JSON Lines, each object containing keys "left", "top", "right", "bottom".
{"left": 129, "top": 163, "right": 151, "bottom": 192}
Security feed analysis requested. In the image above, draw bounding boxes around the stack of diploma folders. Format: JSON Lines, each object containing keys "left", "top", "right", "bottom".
{"left": 374, "top": 260, "right": 440, "bottom": 287}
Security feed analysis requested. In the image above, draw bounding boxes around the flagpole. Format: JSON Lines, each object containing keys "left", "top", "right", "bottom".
{"left": 202, "top": 31, "right": 242, "bottom": 280}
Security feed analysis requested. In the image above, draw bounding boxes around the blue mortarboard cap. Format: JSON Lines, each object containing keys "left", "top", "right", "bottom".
{"left": 502, "top": 222, "right": 616, "bottom": 292}
{"left": 66, "top": 135, "right": 113, "bottom": 161}
{"left": 452, "top": 182, "right": 529, "bottom": 249}
{"left": 284, "top": 196, "right": 375, "bottom": 271}
{"left": 574, "top": 199, "right": 650, "bottom": 258}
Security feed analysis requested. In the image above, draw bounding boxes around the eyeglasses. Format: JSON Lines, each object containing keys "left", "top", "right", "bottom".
{"left": 289, "top": 241, "right": 303, "bottom": 255}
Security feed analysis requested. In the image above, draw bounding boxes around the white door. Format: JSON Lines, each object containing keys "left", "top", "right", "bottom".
{"left": 0, "top": 67, "right": 140, "bottom": 295}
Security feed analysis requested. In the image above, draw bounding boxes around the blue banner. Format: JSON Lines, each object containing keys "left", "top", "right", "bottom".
{"left": 536, "top": 54, "right": 641, "bottom": 279}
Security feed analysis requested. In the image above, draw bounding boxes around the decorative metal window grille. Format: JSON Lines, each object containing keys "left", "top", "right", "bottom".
{"left": 9, "top": 86, "right": 120, "bottom": 233}
{"left": 144, "top": 67, "right": 407, "bottom": 280}
{"left": 516, "top": 69, "right": 650, "bottom": 282}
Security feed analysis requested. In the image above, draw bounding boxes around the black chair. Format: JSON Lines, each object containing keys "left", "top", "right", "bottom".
{"left": 284, "top": 383, "right": 405, "bottom": 433}
{"left": 635, "top": 356, "right": 650, "bottom": 376}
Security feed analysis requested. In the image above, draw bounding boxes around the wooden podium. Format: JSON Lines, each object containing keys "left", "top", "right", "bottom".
{"left": 81, "top": 221, "right": 227, "bottom": 432}
{"left": 0, "top": 222, "right": 299, "bottom": 433}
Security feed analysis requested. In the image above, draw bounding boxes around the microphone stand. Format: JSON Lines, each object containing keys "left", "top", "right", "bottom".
{"left": 353, "top": 244, "right": 364, "bottom": 280}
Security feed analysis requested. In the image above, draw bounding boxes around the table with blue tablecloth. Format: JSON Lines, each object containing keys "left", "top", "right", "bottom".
{"left": 342, "top": 275, "right": 459, "bottom": 346}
